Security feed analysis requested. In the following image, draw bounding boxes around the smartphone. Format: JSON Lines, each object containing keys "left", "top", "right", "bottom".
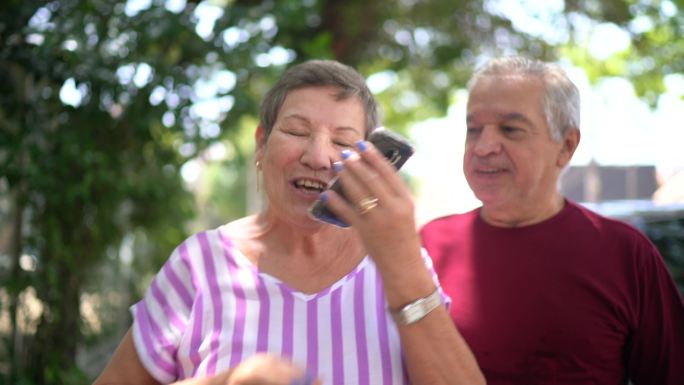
{"left": 308, "top": 128, "right": 415, "bottom": 227}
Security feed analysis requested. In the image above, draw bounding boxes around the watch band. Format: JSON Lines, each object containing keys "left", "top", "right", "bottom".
{"left": 391, "top": 288, "right": 443, "bottom": 326}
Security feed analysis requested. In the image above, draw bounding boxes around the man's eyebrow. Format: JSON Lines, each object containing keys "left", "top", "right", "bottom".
{"left": 466, "top": 112, "right": 534, "bottom": 126}
{"left": 499, "top": 112, "right": 533, "bottom": 125}
{"left": 466, "top": 114, "right": 476, "bottom": 125}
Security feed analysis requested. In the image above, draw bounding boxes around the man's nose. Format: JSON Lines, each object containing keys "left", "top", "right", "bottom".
{"left": 472, "top": 126, "right": 502, "bottom": 156}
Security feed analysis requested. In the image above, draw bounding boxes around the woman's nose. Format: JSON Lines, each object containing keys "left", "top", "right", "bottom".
{"left": 300, "top": 136, "right": 334, "bottom": 171}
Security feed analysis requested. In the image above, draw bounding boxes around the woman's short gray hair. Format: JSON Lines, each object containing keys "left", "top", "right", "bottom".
{"left": 259, "top": 60, "right": 380, "bottom": 139}
{"left": 467, "top": 56, "right": 580, "bottom": 142}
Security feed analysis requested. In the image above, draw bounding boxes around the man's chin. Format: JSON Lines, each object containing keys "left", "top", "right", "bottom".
{"left": 471, "top": 190, "right": 505, "bottom": 205}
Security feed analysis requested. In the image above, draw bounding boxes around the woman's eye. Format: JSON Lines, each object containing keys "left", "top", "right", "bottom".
{"left": 334, "top": 141, "right": 352, "bottom": 148}
{"left": 286, "top": 130, "right": 307, "bottom": 137}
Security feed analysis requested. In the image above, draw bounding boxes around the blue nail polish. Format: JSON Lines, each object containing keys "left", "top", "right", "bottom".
{"left": 341, "top": 149, "right": 353, "bottom": 159}
{"left": 319, "top": 191, "right": 329, "bottom": 203}
{"left": 303, "top": 372, "right": 316, "bottom": 385}
{"left": 333, "top": 161, "right": 343, "bottom": 172}
{"left": 356, "top": 140, "right": 368, "bottom": 152}
{"left": 289, "top": 375, "right": 315, "bottom": 385}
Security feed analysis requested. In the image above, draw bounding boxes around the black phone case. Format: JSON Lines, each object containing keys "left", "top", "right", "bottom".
{"left": 308, "top": 129, "right": 415, "bottom": 227}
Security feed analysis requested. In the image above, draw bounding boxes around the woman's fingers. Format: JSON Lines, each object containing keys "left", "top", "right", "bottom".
{"left": 321, "top": 140, "right": 414, "bottom": 229}
{"left": 228, "top": 354, "right": 318, "bottom": 385}
{"left": 331, "top": 150, "right": 385, "bottom": 223}
{"left": 354, "top": 140, "right": 410, "bottom": 196}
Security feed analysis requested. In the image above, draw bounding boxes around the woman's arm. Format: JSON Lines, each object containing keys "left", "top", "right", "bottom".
{"left": 324, "top": 140, "right": 485, "bottom": 385}
{"left": 93, "top": 329, "right": 319, "bottom": 385}
{"left": 92, "top": 328, "right": 161, "bottom": 385}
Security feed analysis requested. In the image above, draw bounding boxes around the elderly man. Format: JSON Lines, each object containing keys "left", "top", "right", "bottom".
{"left": 420, "top": 56, "right": 684, "bottom": 384}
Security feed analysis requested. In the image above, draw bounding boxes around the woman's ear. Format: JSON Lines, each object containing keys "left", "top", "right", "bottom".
{"left": 255, "top": 124, "right": 267, "bottom": 162}
{"left": 557, "top": 128, "right": 580, "bottom": 168}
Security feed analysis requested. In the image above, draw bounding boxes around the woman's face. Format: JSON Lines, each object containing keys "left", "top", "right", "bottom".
{"left": 255, "top": 86, "right": 366, "bottom": 227}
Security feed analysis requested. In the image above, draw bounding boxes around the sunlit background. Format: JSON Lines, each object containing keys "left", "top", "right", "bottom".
{"left": 408, "top": 65, "right": 684, "bottom": 224}
{"left": 58, "top": 0, "right": 683, "bottom": 225}
{"left": 2, "top": 0, "right": 684, "bottom": 383}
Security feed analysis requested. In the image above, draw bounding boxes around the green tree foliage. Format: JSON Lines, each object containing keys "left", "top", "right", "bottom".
{"left": 1, "top": 0, "right": 682, "bottom": 383}
{"left": 0, "top": 0, "right": 287, "bottom": 382}
{"left": 561, "top": 0, "right": 684, "bottom": 105}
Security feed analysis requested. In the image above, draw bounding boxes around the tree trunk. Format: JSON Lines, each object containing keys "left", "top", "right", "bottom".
{"left": 28, "top": 260, "right": 82, "bottom": 384}
{"left": 319, "top": 0, "right": 382, "bottom": 64}
{"left": 7, "top": 185, "right": 25, "bottom": 385}
{"left": 24, "top": 202, "right": 88, "bottom": 384}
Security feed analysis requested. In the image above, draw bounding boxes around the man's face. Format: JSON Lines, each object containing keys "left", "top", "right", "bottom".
{"left": 464, "top": 75, "right": 571, "bottom": 221}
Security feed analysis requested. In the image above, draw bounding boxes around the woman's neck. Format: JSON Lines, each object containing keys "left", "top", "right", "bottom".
{"left": 226, "top": 212, "right": 366, "bottom": 294}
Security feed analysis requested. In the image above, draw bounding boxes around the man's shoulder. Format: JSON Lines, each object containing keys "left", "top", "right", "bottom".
{"left": 565, "top": 201, "right": 660, "bottom": 256}
{"left": 419, "top": 210, "right": 479, "bottom": 252}
{"left": 569, "top": 200, "right": 649, "bottom": 237}
{"left": 421, "top": 210, "right": 478, "bottom": 233}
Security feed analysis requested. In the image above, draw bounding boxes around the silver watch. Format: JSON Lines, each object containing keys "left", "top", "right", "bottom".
{"left": 391, "top": 289, "right": 443, "bottom": 326}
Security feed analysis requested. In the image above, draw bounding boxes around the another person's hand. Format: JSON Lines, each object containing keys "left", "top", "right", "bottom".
{"left": 225, "top": 354, "right": 320, "bottom": 385}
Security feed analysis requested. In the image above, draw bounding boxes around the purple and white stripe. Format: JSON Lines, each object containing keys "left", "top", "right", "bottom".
{"left": 131, "top": 227, "right": 444, "bottom": 385}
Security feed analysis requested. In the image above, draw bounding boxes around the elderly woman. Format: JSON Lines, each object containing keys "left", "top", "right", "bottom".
{"left": 93, "top": 60, "right": 483, "bottom": 385}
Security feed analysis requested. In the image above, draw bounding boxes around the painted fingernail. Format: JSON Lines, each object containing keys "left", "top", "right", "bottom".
{"left": 319, "top": 191, "right": 329, "bottom": 203}
{"left": 356, "top": 140, "right": 368, "bottom": 152}
{"left": 333, "top": 161, "right": 343, "bottom": 172}
{"left": 289, "top": 370, "right": 316, "bottom": 385}
{"left": 341, "top": 149, "right": 353, "bottom": 160}
{"left": 303, "top": 372, "right": 316, "bottom": 385}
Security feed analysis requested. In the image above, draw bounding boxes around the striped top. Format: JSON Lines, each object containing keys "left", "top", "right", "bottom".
{"left": 131, "top": 226, "right": 448, "bottom": 384}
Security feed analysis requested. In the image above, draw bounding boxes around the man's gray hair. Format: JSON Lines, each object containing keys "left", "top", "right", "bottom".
{"left": 467, "top": 56, "right": 580, "bottom": 142}
{"left": 259, "top": 60, "right": 379, "bottom": 139}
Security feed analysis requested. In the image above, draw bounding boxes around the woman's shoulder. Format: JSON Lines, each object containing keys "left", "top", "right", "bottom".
{"left": 219, "top": 215, "right": 264, "bottom": 266}
{"left": 221, "top": 215, "right": 262, "bottom": 238}
{"left": 164, "top": 216, "right": 261, "bottom": 269}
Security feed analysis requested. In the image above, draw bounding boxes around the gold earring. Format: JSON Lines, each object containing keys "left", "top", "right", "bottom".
{"left": 255, "top": 161, "right": 261, "bottom": 193}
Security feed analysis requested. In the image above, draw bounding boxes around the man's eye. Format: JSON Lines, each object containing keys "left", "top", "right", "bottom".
{"left": 502, "top": 126, "right": 520, "bottom": 134}
{"left": 466, "top": 127, "right": 481, "bottom": 134}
